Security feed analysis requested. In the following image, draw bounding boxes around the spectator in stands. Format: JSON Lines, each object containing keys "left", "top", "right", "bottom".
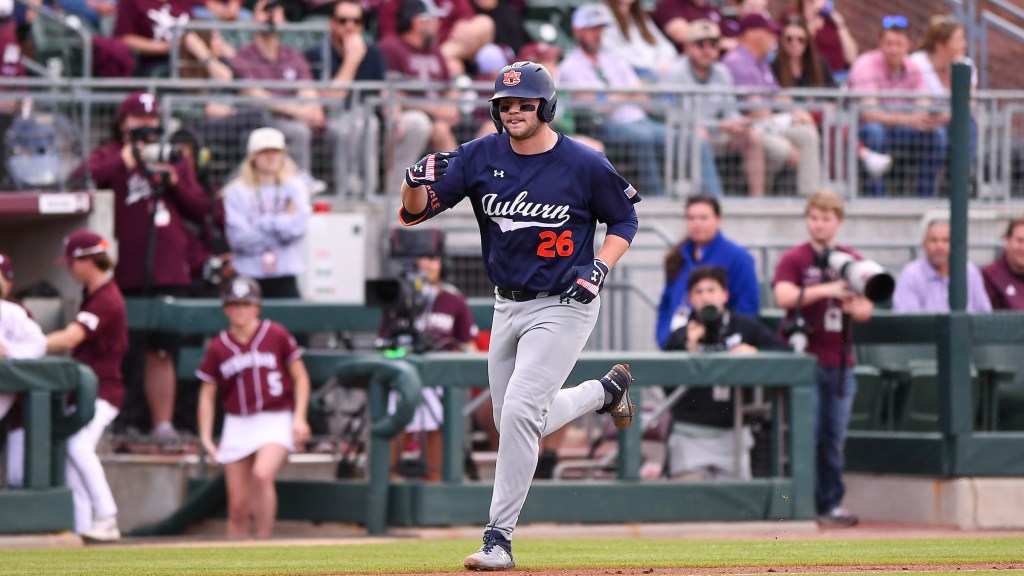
{"left": 46, "top": 230, "right": 128, "bottom": 541}
{"left": 892, "top": 215, "right": 991, "bottom": 313}
{"left": 307, "top": 0, "right": 433, "bottom": 197}
{"left": 379, "top": 0, "right": 461, "bottom": 153}
{"left": 515, "top": 41, "right": 604, "bottom": 153}
{"left": 601, "top": 0, "right": 677, "bottom": 82}
{"left": 660, "top": 19, "right": 761, "bottom": 197}
{"left": 982, "top": 216, "right": 1024, "bottom": 311}
{"left": 559, "top": 3, "right": 669, "bottom": 196}
{"left": 0, "top": 0, "right": 24, "bottom": 84}
{"left": 651, "top": 0, "right": 738, "bottom": 54}
{"left": 773, "top": 190, "right": 873, "bottom": 527}
{"left": 71, "top": 91, "right": 209, "bottom": 444}
{"left": 192, "top": 0, "right": 251, "bottom": 21}
{"left": 470, "top": 0, "right": 527, "bottom": 57}
{"left": 230, "top": 0, "right": 325, "bottom": 173}
{"left": 911, "top": 14, "right": 977, "bottom": 95}
{"left": 223, "top": 127, "right": 310, "bottom": 299}
{"left": 723, "top": 13, "right": 822, "bottom": 196}
{"left": 114, "top": 0, "right": 194, "bottom": 76}
{"left": 376, "top": 0, "right": 494, "bottom": 77}
{"left": 196, "top": 276, "right": 311, "bottom": 538}
{"left": 846, "top": 15, "right": 947, "bottom": 197}
{"left": 771, "top": 14, "right": 893, "bottom": 182}
{"left": 381, "top": 233, "right": 477, "bottom": 482}
{"left": 656, "top": 193, "right": 759, "bottom": 348}
{"left": 663, "top": 265, "right": 787, "bottom": 480}
{"left": 783, "top": 0, "right": 858, "bottom": 84}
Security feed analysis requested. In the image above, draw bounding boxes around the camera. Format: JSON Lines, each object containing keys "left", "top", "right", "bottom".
{"left": 364, "top": 228, "right": 446, "bottom": 353}
{"left": 821, "top": 249, "right": 895, "bottom": 303}
{"left": 689, "top": 304, "right": 725, "bottom": 348}
{"left": 141, "top": 143, "right": 183, "bottom": 164}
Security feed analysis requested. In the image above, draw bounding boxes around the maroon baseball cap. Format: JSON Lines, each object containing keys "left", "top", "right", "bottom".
{"left": 56, "top": 229, "right": 110, "bottom": 264}
{"left": 517, "top": 42, "right": 562, "bottom": 64}
{"left": 738, "top": 13, "right": 782, "bottom": 34}
{"left": 0, "top": 252, "right": 13, "bottom": 282}
{"left": 118, "top": 91, "right": 159, "bottom": 121}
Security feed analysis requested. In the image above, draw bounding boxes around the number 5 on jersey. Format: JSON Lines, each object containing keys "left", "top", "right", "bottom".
{"left": 537, "top": 230, "right": 574, "bottom": 258}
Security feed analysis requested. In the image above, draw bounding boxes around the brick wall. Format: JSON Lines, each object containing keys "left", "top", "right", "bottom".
{"left": 764, "top": 0, "right": 1024, "bottom": 89}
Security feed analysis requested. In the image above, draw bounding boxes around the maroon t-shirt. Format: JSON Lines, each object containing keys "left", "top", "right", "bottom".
{"left": 230, "top": 43, "right": 314, "bottom": 97}
{"left": 113, "top": 0, "right": 199, "bottom": 71}
{"left": 380, "top": 285, "right": 478, "bottom": 351}
{"left": 772, "top": 242, "right": 862, "bottom": 368}
{"left": 196, "top": 320, "right": 301, "bottom": 416}
{"left": 375, "top": 0, "right": 476, "bottom": 43}
{"left": 73, "top": 281, "right": 129, "bottom": 408}
{"left": 981, "top": 255, "right": 1024, "bottom": 311}
{"left": 1, "top": 22, "right": 25, "bottom": 78}
{"left": 378, "top": 34, "right": 451, "bottom": 89}
{"left": 72, "top": 142, "right": 210, "bottom": 290}
{"left": 651, "top": 0, "right": 739, "bottom": 50}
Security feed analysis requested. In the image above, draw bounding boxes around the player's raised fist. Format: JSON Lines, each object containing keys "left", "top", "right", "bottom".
{"left": 405, "top": 150, "right": 459, "bottom": 188}
{"left": 559, "top": 258, "right": 609, "bottom": 304}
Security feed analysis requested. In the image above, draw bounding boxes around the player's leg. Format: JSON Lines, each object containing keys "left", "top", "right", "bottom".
{"left": 486, "top": 297, "right": 600, "bottom": 538}
{"left": 223, "top": 454, "right": 256, "bottom": 538}
{"left": 66, "top": 399, "right": 120, "bottom": 538}
{"left": 249, "top": 443, "right": 290, "bottom": 537}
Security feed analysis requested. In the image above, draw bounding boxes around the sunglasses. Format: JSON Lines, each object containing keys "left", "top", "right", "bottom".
{"left": 334, "top": 16, "right": 363, "bottom": 25}
{"left": 882, "top": 15, "right": 909, "bottom": 30}
{"left": 498, "top": 104, "right": 538, "bottom": 113}
{"left": 784, "top": 34, "right": 808, "bottom": 44}
{"left": 693, "top": 39, "right": 719, "bottom": 50}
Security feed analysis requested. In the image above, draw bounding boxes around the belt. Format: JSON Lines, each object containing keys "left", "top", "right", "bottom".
{"left": 496, "top": 287, "right": 551, "bottom": 302}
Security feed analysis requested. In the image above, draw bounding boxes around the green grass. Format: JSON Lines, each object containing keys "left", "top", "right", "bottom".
{"left": 1, "top": 537, "right": 1021, "bottom": 576}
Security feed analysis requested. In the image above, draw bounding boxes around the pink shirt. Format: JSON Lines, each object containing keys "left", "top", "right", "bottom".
{"left": 847, "top": 49, "right": 927, "bottom": 98}
{"left": 231, "top": 43, "right": 314, "bottom": 96}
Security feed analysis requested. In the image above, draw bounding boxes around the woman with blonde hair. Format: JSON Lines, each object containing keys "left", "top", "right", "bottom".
{"left": 602, "top": 0, "right": 678, "bottom": 81}
{"left": 911, "top": 13, "right": 978, "bottom": 94}
{"left": 223, "top": 127, "right": 311, "bottom": 299}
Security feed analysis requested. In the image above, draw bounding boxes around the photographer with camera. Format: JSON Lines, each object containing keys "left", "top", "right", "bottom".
{"left": 71, "top": 91, "right": 211, "bottom": 445}
{"left": 664, "top": 265, "right": 788, "bottom": 480}
{"left": 373, "top": 229, "right": 478, "bottom": 481}
{"left": 772, "top": 190, "right": 875, "bottom": 528}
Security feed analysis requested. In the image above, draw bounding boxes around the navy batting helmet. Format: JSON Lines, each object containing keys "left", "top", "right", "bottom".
{"left": 488, "top": 61, "right": 557, "bottom": 134}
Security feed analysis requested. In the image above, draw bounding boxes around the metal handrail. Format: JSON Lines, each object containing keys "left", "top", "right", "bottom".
{"left": 14, "top": 0, "right": 93, "bottom": 79}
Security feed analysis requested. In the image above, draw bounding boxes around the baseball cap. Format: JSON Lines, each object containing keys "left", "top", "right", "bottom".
{"left": 571, "top": 3, "right": 612, "bottom": 30}
{"left": 246, "top": 127, "right": 286, "bottom": 156}
{"left": 223, "top": 276, "right": 262, "bottom": 305}
{"left": 738, "top": 13, "right": 782, "bottom": 34}
{"left": 475, "top": 43, "right": 512, "bottom": 76}
{"left": 0, "top": 253, "right": 13, "bottom": 282}
{"left": 118, "top": 91, "right": 159, "bottom": 121}
{"left": 517, "top": 42, "right": 562, "bottom": 64}
{"left": 686, "top": 19, "right": 722, "bottom": 43}
{"left": 57, "top": 229, "right": 110, "bottom": 264}
{"left": 399, "top": 0, "right": 447, "bottom": 22}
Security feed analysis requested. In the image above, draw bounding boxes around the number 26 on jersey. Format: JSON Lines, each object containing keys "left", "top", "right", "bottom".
{"left": 537, "top": 230, "right": 574, "bottom": 258}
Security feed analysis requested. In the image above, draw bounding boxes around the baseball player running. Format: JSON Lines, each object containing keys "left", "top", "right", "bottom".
{"left": 398, "top": 60, "right": 641, "bottom": 571}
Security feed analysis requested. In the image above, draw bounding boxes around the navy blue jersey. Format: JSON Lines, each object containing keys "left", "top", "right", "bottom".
{"left": 402, "top": 133, "right": 640, "bottom": 292}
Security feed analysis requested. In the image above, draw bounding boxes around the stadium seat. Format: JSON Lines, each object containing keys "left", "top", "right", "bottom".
{"left": 972, "top": 343, "right": 1024, "bottom": 431}
{"left": 848, "top": 365, "right": 887, "bottom": 430}
{"left": 30, "top": 16, "right": 93, "bottom": 78}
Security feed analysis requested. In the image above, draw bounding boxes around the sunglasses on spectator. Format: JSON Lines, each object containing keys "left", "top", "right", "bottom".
{"left": 784, "top": 35, "right": 808, "bottom": 44}
{"left": 693, "top": 39, "right": 719, "bottom": 50}
{"left": 498, "top": 104, "right": 538, "bottom": 113}
{"left": 882, "top": 15, "right": 909, "bottom": 30}
{"left": 335, "top": 16, "right": 363, "bottom": 24}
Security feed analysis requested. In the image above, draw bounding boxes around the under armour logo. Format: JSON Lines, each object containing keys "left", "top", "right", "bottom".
{"left": 494, "top": 170, "right": 505, "bottom": 178}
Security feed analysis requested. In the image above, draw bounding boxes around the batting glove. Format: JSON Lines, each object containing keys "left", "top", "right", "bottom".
{"left": 405, "top": 151, "right": 459, "bottom": 188}
{"left": 559, "top": 258, "right": 609, "bottom": 305}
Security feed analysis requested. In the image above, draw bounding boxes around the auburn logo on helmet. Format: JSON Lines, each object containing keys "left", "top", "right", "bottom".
{"left": 502, "top": 69, "right": 522, "bottom": 87}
